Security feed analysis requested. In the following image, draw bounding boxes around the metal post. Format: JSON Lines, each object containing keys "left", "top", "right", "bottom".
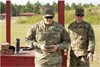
{"left": 6, "top": 0, "right": 11, "bottom": 44}
{"left": 58, "top": 0, "right": 67, "bottom": 67}
{"left": 58, "top": 0, "right": 64, "bottom": 26}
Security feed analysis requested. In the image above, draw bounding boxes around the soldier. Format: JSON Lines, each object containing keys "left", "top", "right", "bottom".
{"left": 67, "top": 8, "right": 95, "bottom": 67}
{"left": 25, "top": 5, "right": 70, "bottom": 67}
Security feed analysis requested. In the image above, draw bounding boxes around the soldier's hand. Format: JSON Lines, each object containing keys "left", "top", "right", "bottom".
{"left": 87, "top": 52, "right": 93, "bottom": 63}
{"left": 40, "top": 45, "right": 46, "bottom": 51}
{"left": 48, "top": 45, "right": 59, "bottom": 52}
{"left": 40, "top": 45, "right": 52, "bottom": 52}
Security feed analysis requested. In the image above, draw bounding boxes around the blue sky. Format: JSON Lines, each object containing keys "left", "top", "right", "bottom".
{"left": 0, "top": 0, "right": 100, "bottom": 5}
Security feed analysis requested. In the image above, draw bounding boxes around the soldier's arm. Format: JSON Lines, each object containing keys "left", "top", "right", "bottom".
{"left": 58, "top": 27, "right": 71, "bottom": 50}
{"left": 87, "top": 24, "right": 95, "bottom": 54}
{"left": 25, "top": 25, "right": 41, "bottom": 49}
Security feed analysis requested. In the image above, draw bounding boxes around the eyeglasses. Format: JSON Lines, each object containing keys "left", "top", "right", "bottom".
{"left": 45, "top": 16, "right": 54, "bottom": 19}
{"left": 75, "top": 14, "right": 84, "bottom": 17}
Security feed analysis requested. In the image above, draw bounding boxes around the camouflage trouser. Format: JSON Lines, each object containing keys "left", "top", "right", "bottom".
{"left": 67, "top": 51, "right": 89, "bottom": 67}
{"left": 35, "top": 63, "right": 61, "bottom": 67}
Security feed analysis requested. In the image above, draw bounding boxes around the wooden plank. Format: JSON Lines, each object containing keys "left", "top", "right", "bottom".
{"left": 6, "top": 0, "right": 11, "bottom": 44}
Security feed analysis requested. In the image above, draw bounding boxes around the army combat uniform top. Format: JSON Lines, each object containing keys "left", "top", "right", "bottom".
{"left": 68, "top": 20, "right": 95, "bottom": 67}
{"left": 68, "top": 20, "right": 95, "bottom": 56}
{"left": 25, "top": 21, "right": 70, "bottom": 66}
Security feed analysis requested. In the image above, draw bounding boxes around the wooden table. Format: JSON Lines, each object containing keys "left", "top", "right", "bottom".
{"left": 0, "top": 50, "right": 35, "bottom": 67}
{"left": 0, "top": 50, "right": 67, "bottom": 67}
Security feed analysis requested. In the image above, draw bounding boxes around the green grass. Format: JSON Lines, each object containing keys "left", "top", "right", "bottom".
{"left": 65, "top": 7, "right": 100, "bottom": 24}
{"left": 14, "top": 6, "right": 100, "bottom": 25}
{"left": 16, "top": 13, "right": 58, "bottom": 24}
{"left": 90, "top": 25, "right": 100, "bottom": 67}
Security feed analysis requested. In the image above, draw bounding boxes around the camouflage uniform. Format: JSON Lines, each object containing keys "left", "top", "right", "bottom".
{"left": 68, "top": 8, "right": 95, "bottom": 67}
{"left": 25, "top": 5, "right": 70, "bottom": 67}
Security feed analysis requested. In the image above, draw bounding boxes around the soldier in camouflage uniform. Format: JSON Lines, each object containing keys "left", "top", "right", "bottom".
{"left": 67, "top": 8, "right": 95, "bottom": 67}
{"left": 25, "top": 5, "right": 70, "bottom": 67}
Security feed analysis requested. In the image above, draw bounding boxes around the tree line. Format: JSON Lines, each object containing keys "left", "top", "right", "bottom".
{"left": 0, "top": 1, "right": 100, "bottom": 16}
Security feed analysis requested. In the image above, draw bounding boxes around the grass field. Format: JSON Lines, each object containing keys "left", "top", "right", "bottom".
{"left": 0, "top": 19, "right": 100, "bottom": 67}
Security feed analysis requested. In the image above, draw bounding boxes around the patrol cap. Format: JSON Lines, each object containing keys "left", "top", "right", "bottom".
{"left": 75, "top": 8, "right": 84, "bottom": 14}
{"left": 40, "top": 5, "right": 54, "bottom": 16}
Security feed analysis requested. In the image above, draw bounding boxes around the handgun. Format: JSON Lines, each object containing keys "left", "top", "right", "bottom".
{"left": 44, "top": 45, "right": 54, "bottom": 49}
